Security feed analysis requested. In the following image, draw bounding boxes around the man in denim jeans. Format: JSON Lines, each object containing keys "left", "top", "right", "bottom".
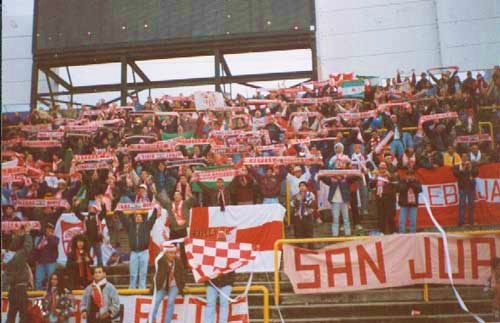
{"left": 150, "top": 244, "right": 185, "bottom": 323}
{"left": 453, "top": 154, "right": 479, "bottom": 226}
{"left": 205, "top": 231, "right": 235, "bottom": 323}
{"left": 118, "top": 208, "right": 158, "bottom": 289}
{"left": 397, "top": 169, "right": 422, "bottom": 233}
{"left": 33, "top": 223, "right": 59, "bottom": 290}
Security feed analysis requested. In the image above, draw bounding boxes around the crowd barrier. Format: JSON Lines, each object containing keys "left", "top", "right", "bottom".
{"left": 272, "top": 230, "right": 500, "bottom": 305}
{"left": 1, "top": 285, "right": 270, "bottom": 323}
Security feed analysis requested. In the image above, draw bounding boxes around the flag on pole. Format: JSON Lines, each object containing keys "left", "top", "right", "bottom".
{"left": 185, "top": 238, "right": 256, "bottom": 283}
{"left": 340, "top": 80, "right": 365, "bottom": 98}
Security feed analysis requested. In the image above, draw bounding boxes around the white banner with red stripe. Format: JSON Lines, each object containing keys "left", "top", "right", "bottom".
{"left": 419, "top": 112, "right": 458, "bottom": 125}
{"left": 243, "top": 156, "right": 323, "bottom": 166}
{"left": 134, "top": 151, "right": 184, "bottom": 162}
{"left": 189, "top": 204, "right": 285, "bottom": 272}
{"left": 191, "top": 168, "right": 245, "bottom": 182}
{"left": 1, "top": 221, "right": 41, "bottom": 232}
{"left": 15, "top": 199, "right": 70, "bottom": 208}
{"left": 22, "top": 140, "right": 62, "bottom": 148}
{"left": 455, "top": 134, "right": 492, "bottom": 144}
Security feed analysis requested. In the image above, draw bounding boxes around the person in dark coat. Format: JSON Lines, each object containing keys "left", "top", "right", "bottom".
{"left": 196, "top": 178, "right": 231, "bottom": 210}
{"left": 4, "top": 225, "right": 33, "bottom": 323}
{"left": 65, "top": 234, "right": 93, "bottom": 290}
{"left": 118, "top": 208, "right": 158, "bottom": 289}
{"left": 453, "top": 153, "right": 479, "bottom": 226}
{"left": 33, "top": 223, "right": 59, "bottom": 290}
{"left": 370, "top": 162, "right": 398, "bottom": 234}
{"left": 150, "top": 244, "right": 186, "bottom": 323}
{"left": 397, "top": 168, "right": 422, "bottom": 233}
{"left": 74, "top": 201, "right": 107, "bottom": 266}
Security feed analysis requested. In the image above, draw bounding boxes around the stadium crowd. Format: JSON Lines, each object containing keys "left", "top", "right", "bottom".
{"left": 1, "top": 65, "right": 500, "bottom": 321}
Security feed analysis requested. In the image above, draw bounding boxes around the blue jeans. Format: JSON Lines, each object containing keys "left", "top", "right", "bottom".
{"left": 331, "top": 202, "right": 351, "bottom": 236}
{"left": 402, "top": 132, "right": 414, "bottom": 149}
{"left": 263, "top": 197, "right": 279, "bottom": 204}
{"left": 390, "top": 140, "right": 405, "bottom": 159}
{"left": 458, "top": 189, "right": 475, "bottom": 225}
{"left": 35, "top": 262, "right": 57, "bottom": 290}
{"left": 151, "top": 286, "right": 179, "bottom": 323}
{"left": 205, "top": 285, "right": 232, "bottom": 323}
{"left": 129, "top": 250, "right": 149, "bottom": 289}
{"left": 399, "top": 206, "right": 417, "bottom": 233}
{"left": 92, "top": 242, "right": 103, "bottom": 266}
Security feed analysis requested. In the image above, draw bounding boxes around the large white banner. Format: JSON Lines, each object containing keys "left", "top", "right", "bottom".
{"left": 1, "top": 294, "right": 249, "bottom": 323}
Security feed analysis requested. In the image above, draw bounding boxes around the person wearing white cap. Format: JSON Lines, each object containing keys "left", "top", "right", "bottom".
{"left": 150, "top": 244, "right": 185, "bottom": 323}
{"left": 286, "top": 165, "right": 311, "bottom": 197}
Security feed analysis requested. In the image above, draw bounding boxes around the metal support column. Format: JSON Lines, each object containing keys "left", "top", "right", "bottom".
{"left": 120, "top": 56, "right": 128, "bottom": 106}
{"left": 30, "top": 64, "right": 39, "bottom": 111}
{"left": 214, "top": 50, "right": 222, "bottom": 92}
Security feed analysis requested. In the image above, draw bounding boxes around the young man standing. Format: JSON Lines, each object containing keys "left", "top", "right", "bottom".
{"left": 33, "top": 223, "right": 59, "bottom": 290}
{"left": 397, "top": 169, "right": 422, "bottom": 233}
{"left": 290, "top": 181, "right": 319, "bottom": 240}
{"left": 150, "top": 245, "right": 186, "bottom": 323}
{"left": 453, "top": 154, "right": 479, "bottom": 226}
{"left": 81, "top": 266, "right": 120, "bottom": 323}
{"left": 4, "top": 225, "right": 33, "bottom": 323}
{"left": 118, "top": 209, "right": 158, "bottom": 289}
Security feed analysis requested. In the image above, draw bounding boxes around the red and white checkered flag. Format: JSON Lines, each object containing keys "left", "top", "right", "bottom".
{"left": 185, "top": 238, "right": 257, "bottom": 283}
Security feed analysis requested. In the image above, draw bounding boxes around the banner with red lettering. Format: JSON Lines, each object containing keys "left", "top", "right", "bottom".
{"left": 1, "top": 294, "right": 249, "bottom": 323}
{"left": 412, "top": 163, "right": 500, "bottom": 227}
{"left": 284, "top": 233, "right": 499, "bottom": 294}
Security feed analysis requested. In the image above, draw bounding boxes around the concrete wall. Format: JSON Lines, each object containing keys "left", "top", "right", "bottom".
{"left": 315, "top": 0, "right": 499, "bottom": 79}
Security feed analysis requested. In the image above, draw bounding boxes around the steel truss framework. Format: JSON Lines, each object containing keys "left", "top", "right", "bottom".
{"left": 32, "top": 31, "right": 318, "bottom": 110}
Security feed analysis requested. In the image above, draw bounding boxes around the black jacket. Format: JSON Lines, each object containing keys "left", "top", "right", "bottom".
{"left": 397, "top": 179, "right": 423, "bottom": 207}
{"left": 75, "top": 207, "right": 107, "bottom": 244}
{"left": 453, "top": 164, "right": 479, "bottom": 190}
{"left": 154, "top": 256, "right": 186, "bottom": 294}
{"left": 119, "top": 209, "right": 157, "bottom": 251}
{"left": 206, "top": 271, "right": 236, "bottom": 288}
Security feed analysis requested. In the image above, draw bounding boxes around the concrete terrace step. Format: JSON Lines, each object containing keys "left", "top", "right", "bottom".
{"left": 250, "top": 313, "right": 495, "bottom": 323}
{"left": 248, "top": 299, "right": 491, "bottom": 319}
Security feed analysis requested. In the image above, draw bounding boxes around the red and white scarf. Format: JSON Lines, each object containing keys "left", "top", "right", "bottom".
{"left": 91, "top": 278, "right": 108, "bottom": 308}
{"left": 171, "top": 200, "right": 185, "bottom": 226}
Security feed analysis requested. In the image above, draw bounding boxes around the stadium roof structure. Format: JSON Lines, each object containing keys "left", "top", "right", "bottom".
{"left": 31, "top": 1, "right": 318, "bottom": 109}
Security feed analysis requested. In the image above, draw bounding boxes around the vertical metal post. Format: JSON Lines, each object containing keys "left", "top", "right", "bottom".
{"left": 30, "top": 63, "right": 39, "bottom": 111}
{"left": 120, "top": 56, "right": 128, "bottom": 106}
{"left": 65, "top": 66, "right": 74, "bottom": 106}
{"left": 214, "top": 50, "right": 222, "bottom": 92}
{"left": 45, "top": 69, "right": 55, "bottom": 108}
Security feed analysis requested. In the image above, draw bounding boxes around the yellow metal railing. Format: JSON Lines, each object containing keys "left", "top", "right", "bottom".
{"left": 478, "top": 121, "right": 495, "bottom": 149}
{"left": 273, "top": 230, "right": 500, "bottom": 305}
{"left": 1, "top": 285, "right": 270, "bottom": 323}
